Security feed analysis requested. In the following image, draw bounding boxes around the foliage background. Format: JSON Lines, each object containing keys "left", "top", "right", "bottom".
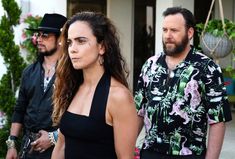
{"left": 20, "top": 14, "right": 42, "bottom": 63}
{"left": 196, "top": 19, "right": 235, "bottom": 78}
{"left": 196, "top": 19, "right": 235, "bottom": 54}
{"left": 0, "top": 0, "right": 26, "bottom": 156}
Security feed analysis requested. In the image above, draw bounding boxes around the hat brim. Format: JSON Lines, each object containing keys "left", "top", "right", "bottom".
{"left": 26, "top": 27, "right": 60, "bottom": 33}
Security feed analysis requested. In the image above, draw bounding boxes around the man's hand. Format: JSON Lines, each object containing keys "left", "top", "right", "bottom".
{"left": 31, "top": 130, "right": 52, "bottom": 153}
{"left": 6, "top": 148, "right": 17, "bottom": 159}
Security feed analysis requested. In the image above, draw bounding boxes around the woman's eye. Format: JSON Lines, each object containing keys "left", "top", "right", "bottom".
{"left": 67, "top": 40, "right": 72, "bottom": 46}
{"left": 67, "top": 37, "right": 88, "bottom": 46}
{"left": 77, "top": 38, "right": 87, "bottom": 45}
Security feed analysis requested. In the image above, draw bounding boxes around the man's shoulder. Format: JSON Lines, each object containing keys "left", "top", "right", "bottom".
{"left": 23, "top": 61, "right": 41, "bottom": 74}
{"left": 189, "top": 49, "right": 216, "bottom": 66}
{"left": 191, "top": 49, "right": 210, "bottom": 59}
{"left": 188, "top": 49, "right": 222, "bottom": 75}
{"left": 145, "top": 53, "right": 163, "bottom": 64}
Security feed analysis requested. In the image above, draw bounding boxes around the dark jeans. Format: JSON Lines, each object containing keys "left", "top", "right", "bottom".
{"left": 140, "top": 149, "right": 205, "bottom": 159}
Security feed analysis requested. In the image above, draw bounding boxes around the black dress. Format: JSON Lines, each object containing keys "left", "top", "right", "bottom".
{"left": 60, "top": 73, "right": 117, "bottom": 159}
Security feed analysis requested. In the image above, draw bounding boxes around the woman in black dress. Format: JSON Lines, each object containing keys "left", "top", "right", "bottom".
{"left": 51, "top": 11, "right": 139, "bottom": 159}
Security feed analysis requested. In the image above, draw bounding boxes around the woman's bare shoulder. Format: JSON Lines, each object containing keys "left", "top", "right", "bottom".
{"left": 108, "top": 77, "right": 135, "bottom": 111}
{"left": 109, "top": 77, "right": 133, "bottom": 100}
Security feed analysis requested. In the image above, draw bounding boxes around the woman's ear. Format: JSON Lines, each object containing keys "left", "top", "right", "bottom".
{"left": 98, "top": 42, "right": 105, "bottom": 55}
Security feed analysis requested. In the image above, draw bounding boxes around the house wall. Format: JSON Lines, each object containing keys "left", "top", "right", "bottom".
{"left": 0, "top": 0, "right": 234, "bottom": 82}
{"left": 26, "top": 0, "right": 66, "bottom": 17}
{"left": 107, "top": 0, "right": 134, "bottom": 89}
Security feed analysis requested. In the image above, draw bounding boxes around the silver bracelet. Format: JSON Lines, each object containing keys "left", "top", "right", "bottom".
{"left": 48, "top": 132, "right": 56, "bottom": 145}
{"left": 6, "top": 138, "right": 16, "bottom": 149}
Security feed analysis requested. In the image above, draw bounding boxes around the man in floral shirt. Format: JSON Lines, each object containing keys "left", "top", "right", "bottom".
{"left": 134, "top": 6, "right": 232, "bottom": 159}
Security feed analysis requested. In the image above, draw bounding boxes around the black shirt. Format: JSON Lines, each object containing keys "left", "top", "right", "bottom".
{"left": 12, "top": 59, "right": 57, "bottom": 132}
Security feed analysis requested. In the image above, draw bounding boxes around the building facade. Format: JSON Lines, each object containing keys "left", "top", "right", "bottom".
{"left": 0, "top": 0, "right": 234, "bottom": 90}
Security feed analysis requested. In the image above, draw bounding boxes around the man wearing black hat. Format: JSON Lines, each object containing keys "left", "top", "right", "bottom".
{"left": 6, "top": 13, "right": 67, "bottom": 159}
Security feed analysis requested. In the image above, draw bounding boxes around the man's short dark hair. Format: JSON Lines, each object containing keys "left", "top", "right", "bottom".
{"left": 163, "top": 6, "right": 196, "bottom": 31}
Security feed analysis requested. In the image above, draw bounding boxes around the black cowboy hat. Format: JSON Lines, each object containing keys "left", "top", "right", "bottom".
{"left": 27, "top": 13, "right": 67, "bottom": 34}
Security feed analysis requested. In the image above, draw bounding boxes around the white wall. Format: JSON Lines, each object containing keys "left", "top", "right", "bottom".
{"left": 0, "top": 0, "right": 6, "bottom": 78}
{"left": 0, "top": 0, "right": 67, "bottom": 79}
{"left": 0, "top": 56, "right": 6, "bottom": 79}
{"left": 155, "top": 0, "right": 173, "bottom": 54}
{"left": 107, "top": 0, "right": 134, "bottom": 90}
{"left": 25, "top": 0, "right": 66, "bottom": 17}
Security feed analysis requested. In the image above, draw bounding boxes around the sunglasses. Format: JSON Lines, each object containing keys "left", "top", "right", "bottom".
{"left": 34, "top": 32, "right": 52, "bottom": 40}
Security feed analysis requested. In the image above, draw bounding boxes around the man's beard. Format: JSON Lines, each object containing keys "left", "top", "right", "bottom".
{"left": 163, "top": 33, "right": 189, "bottom": 57}
{"left": 39, "top": 47, "right": 57, "bottom": 57}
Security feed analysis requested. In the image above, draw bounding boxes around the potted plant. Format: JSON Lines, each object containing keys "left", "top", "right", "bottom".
{"left": 196, "top": 19, "right": 235, "bottom": 58}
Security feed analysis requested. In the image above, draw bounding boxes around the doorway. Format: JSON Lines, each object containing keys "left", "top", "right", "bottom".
{"left": 133, "top": 0, "right": 156, "bottom": 90}
{"left": 194, "top": 0, "right": 213, "bottom": 50}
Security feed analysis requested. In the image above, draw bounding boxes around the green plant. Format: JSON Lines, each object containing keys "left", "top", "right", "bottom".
{"left": 0, "top": 0, "right": 26, "bottom": 156}
{"left": 196, "top": 19, "right": 235, "bottom": 80}
{"left": 196, "top": 19, "right": 235, "bottom": 54}
{"left": 224, "top": 66, "right": 235, "bottom": 79}
{"left": 20, "top": 14, "right": 42, "bottom": 63}
{"left": 196, "top": 19, "right": 235, "bottom": 39}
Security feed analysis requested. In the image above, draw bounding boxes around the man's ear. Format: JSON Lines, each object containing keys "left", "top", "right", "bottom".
{"left": 188, "top": 27, "right": 194, "bottom": 40}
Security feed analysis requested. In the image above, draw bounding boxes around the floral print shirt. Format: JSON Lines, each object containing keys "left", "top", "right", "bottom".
{"left": 134, "top": 47, "right": 232, "bottom": 156}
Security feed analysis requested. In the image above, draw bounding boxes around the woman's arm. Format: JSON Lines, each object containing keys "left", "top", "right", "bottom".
{"left": 51, "top": 130, "right": 65, "bottom": 159}
{"left": 109, "top": 85, "right": 139, "bottom": 159}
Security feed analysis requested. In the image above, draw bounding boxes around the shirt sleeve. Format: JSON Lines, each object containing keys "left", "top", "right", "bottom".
{"left": 202, "top": 60, "right": 232, "bottom": 124}
{"left": 11, "top": 69, "right": 29, "bottom": 123}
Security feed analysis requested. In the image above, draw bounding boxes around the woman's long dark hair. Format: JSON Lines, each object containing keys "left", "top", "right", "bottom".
{"left": 52, "top": 11, "right": 129, "bottom": 125}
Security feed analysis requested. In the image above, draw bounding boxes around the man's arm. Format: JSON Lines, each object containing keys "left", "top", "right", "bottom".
{"left": 10, "top": 123, "right": 23, "bottom": 137}
{"left": 5, "top": 123, "right": 23, "bottom": 159}
{"left": 206, "top": 122, "right": 226, "bottom": 159}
